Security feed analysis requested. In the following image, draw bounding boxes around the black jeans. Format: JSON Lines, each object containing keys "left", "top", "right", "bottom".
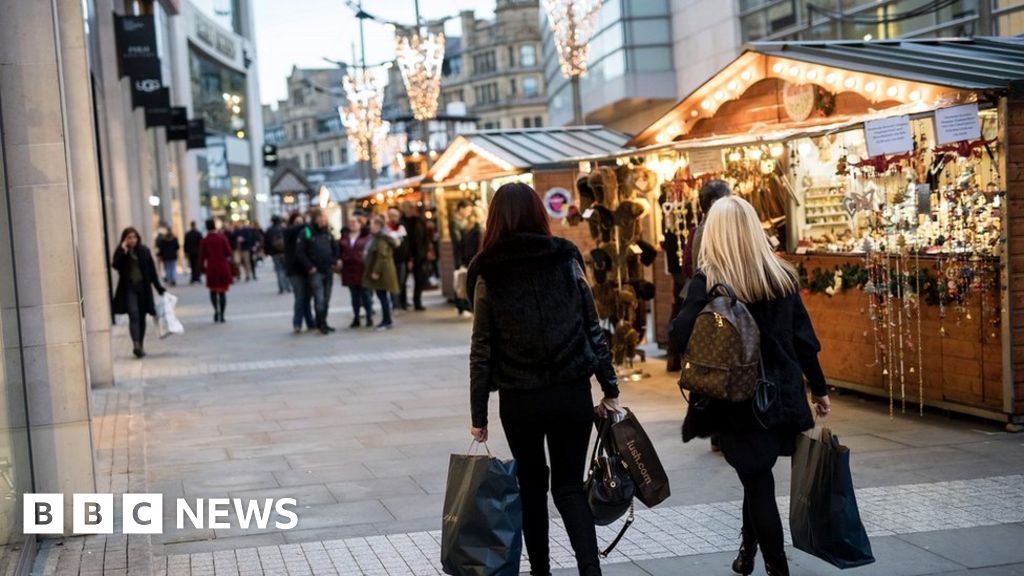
{"left": 412, "top": 260, "right": 427, "bottom": 308}
{"left": 188, "top": 253, "right": 201, "bottom": 283}
{"left": 348, "top": 285, "right": 374, "bottom": 320}
{"left": 720, "top": 430, "right": 786, "bottom": 566}
{"left": 126, "top": 288, "right": 146, "bottom": 345}
{"left": 310, "top": 271, "right": 333, "bottom": 328}
{"left": 289, "top": 274, "right": 315, "bottom": 329}
{"left": 499, "top": 383, "right": 601, "bottom": 576}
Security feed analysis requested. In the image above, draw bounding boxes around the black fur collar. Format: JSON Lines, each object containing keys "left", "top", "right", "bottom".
{"left": 466, "top": 234, "right": 581, "bottom": 302}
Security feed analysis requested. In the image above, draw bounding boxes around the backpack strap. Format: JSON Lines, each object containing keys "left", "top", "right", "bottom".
{"left": 707, "top": 282, "right": 738, "bottom": 305}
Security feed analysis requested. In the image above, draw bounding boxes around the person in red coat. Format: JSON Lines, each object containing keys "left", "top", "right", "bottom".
{"left": 199, "top": 219, "right": 234, "bottom": 323}
{"left": 338, "top": 217, "right": 374, "bottom": 328}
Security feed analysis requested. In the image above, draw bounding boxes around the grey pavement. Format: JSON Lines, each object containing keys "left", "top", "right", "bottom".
{"left": 31, "top": 271, "right": 1024, "bottom": 575}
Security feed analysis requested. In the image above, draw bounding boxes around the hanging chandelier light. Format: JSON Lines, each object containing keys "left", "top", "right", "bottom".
{"left": 543, "top": 0, "right": 601, "bottom": 79}
{"left": 394, "top": 29, "right": 446, "bottom": 121}
{"left": 341, "top": 71, "right": 390, "bottom": 170}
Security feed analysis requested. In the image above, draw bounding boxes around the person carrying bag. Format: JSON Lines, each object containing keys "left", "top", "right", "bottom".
{"left": 441, "top": 441, "right": 522, "bottom": 576}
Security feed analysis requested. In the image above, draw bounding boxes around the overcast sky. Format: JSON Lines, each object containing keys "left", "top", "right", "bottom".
{"left": 253, "top": 0, "right": 499, "bottom": 106}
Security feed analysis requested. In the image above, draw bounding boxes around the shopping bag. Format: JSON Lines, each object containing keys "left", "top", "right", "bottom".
{"left": 605, "top": 408, "right": 670, "bottom": 508}
{"left": 156, "top": 293, "right": 184, "bottom": 338}
{"left": 454, "top": 267, "right": 469, "bottom": 300}
{"left": 441, "top": 443, "right": 522, "bottom": 576}
{"left": 790, "top": 427, "right": 875, "bottom": 569}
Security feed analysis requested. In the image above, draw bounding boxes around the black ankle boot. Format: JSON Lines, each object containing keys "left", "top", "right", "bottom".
{"left": 731, "top": 532, "right": 757, "bottom": 575}
{"left": 764, "top": 554, "right": 789, "bottom": 576}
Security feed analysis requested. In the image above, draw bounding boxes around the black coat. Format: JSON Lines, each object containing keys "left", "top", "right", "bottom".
{"left": 669, "top": 273, "right": 827, "bottom": 462}
{"left": 467, "top": 234, "right": 618, "bottom": 428}
{"left": 155, "top": 235, "right": 180, "bottom": 260}
{"left": 404, "top": 214, "right": 429, "bottom": 263}
{"left": 295, "top": 224, "right": 339, "bottom": 273}
{"left": 111, "top": 245, "right": 165, "bottom": 317}
{"left": 184, "top": 230, "right": 203, "bottom": 257}
{"left": 283, "top": 224, "right": 306, "bottom": 276}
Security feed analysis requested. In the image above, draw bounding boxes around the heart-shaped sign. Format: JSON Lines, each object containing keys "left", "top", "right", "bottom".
{"left": 840, "top": 196, "right": 858, "bottom": 218}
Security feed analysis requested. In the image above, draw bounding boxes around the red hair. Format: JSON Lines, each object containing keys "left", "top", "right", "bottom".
{"left": 480, "top": 183, "right": 551, "bottom": 253}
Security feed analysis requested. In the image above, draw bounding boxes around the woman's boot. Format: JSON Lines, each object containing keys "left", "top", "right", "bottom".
{"left": 132, "top": 342, "right": 145, "bottom": 359}
{"left": 764, "top": 554, "right": 789, "bottom": 576}
{"left": 731, "top": 531, "right": 757, "bottom": 575}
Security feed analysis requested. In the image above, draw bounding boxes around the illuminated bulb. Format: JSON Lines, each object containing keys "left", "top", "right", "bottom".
{"left": 798, "top": 141, "right": 812, "bottom": 157}
{"left": 728, "top": 150, "right": 742, "bottom": 162}
{"left": 772, "top": 62, "right": 785, "bottom": 74}
{"left": 769, "top": 143, "right": 785, "bottom": 158}
{"left": 727, "top": 80, "right": 738, "bottom": 91}
{"left": 222, "top": 93, "right": 230, "bottom": 100}
{"left": 714, "top": 90, "right": 726, "bottom": 101}
{"left": 864, "top": 81, "right": 877, "bottom": 92}
{"left": 806, "top": 70, "right": 818, "bottom": 81}
{"left": 909, "top": 89, "right": 922, "bottom": 101}
{"left": 886, "top": 85, "right": 899, "bottom": 98}
{"left": 701, "top": 99, "right": 713, "bottom": 110}
{"left": 825, "top": 72, "right": 839, "bottom": 85}
{"left": 844, "top": 77, "right": 857, "bottom": 89}
{"left": 749, "top": 148, "right": 763, "bottom": 160}
{"left": 863, "top": 34, "right": 873, "bottom": 41}
{"left": 690, "top": 109, "right": 699, "bottom": 117}
{"left": 376, "top": 193, "right": 385, "bottom": 201}
{"left": 656, "top": 133, "right": 668, "bottom": 144}
{"left": 741, "top": 70, "right": 752, "bottom": 81}
{"left": 788, "top": 66, "right": 801, "bottom": 77}
{"left": 235, "top": 130, "right": 245, "bottom": 138}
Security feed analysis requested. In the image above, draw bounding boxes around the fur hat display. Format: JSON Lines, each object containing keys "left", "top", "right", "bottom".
{"left": 588, "top": 167, "right": 618, "bottom": 209}
{"left": 590, "top": 247, "right": 613, "bottom": 272}
{"left": 615, "top": 165, "right": 637, "bottom": 202}
{"left": 614, "top": 200, "right": 646, "bottom": 241}
{"left": 629, "top": 279, "right": 656, "bottom": 301}
{"left": 635, "top": 239, "right": 657, "bottom": 266}
{"left": 612, "top": 321, "right": 640, "bottom": 365}
{"left": 591, "top": 205, "right": 614, "bottom": 242}
{"left": 576, "top": 176, "right": 595, "bottom": 209}
{"left": 566, "top": 205, "right": 583, "bottom": 226}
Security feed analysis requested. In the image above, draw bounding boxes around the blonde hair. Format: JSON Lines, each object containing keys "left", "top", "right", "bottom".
{"left": 697, "top": 196, "right": 797, "bottom": 303}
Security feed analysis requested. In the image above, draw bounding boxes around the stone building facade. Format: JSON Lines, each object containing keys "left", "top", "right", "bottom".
{"left": 263, "top": 66, "right": 351, "bottom": 172}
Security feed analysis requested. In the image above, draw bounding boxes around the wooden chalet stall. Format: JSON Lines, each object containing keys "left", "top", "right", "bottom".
{"left": 425, "top": 127, "right": 630, "bottom": 299}
{"left": 630, "top": 38, "right": 1024, "bottom": 428}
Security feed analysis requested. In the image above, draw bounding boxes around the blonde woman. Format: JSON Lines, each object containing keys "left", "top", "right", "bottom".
{"left": 669, "top": 195, "right": 830, "bottom": 576}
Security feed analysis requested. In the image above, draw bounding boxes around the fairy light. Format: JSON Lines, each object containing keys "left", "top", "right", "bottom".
{"left": 825, "top": 72, "right": 839, "bottom": 85}
{"left": 864, "top": 80, "right": 877, "bottom": 93}
{"left": 772, "top": 62, "right": 785, "bottom": 74}
{"left": 342, "top": 71, "right": 390, "bottom": 170}
{"left": 909, "top": 89, "right": 922, "bottom": 101}
{"left": 741, "top": 69, "right": 753, "bottom": 81}
{"left": 886, "top": 85, "right": 900, "bottom": 98}
{"left": 844, "top": 77, "right": 858, "bottom": 89}
{"left": 543, "top": 0, "right": 602, "bottom": 78}
{"left": 806, "top": 69, "right": 818, "bottom": 81}
{"left": 395, "top": 30, "right": 446, "bottom": 121}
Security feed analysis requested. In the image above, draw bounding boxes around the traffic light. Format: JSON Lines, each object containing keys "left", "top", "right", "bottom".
{"left": 263, "top": 144, "right": 278, "bottom": 168}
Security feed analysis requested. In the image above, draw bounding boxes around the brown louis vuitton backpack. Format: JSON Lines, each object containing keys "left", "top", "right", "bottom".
{"left": 678, "top": 283, "right": 762, "bottom": 402}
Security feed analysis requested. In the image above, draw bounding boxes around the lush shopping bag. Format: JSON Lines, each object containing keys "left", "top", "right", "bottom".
{"left": 790, "top": 427, "right": 875, "bottom": 569}
{"left": 441, "top": 443, "right": 522, "bottom": 576}
{"left": 605, "top": 408, "right": 670, "bottom": 508}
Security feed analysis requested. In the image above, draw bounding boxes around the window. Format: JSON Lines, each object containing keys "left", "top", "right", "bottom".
{"left": 534, "top": 116, "right": 543, "bottom": 127}
{"left": 189, "top": 48, "right": 248, "bottom": 135}
{"left": 510, "top": 78, "right": 517, "bottom": 97}
{"left": 523, "top": 76, "right": 539, "bottom": 98}
{"left": 523, "top": 117, "right": 532, "bottom": 128}
{"left": 303, "top": 153, "right": 312, "bottom": 169}
{"left": 474, "top": 83, "right": 499, "bottom": 104}
{"left": 483, "top": 121, "right": 496, "bottom": 129}
{"left": 443, "top": 55, "right": 462, "bottom": 77}
{"left": 339, "top": 146, "right": 348, "bottom": 164}
{"left": 508, "top": 45, "right": 515, "bottom": 68}
{"left": 520, "top": 44, "right": 537, "bottom": 67}
{"left": 473, "top": 50, "right": 496, "bottom": 74}
{"left": 319, "top": 149, "right": 334, "bottom": 168}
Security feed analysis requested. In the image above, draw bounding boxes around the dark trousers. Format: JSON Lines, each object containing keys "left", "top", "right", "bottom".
{"left": 720, "top": 430, "right": 786, "bottom": 567}
{"left": 375, "top": 289, "right": 392, "bottom": 325}
{"left": 394, "top": 261, "right": 409, "bottom": 309}
{"left": 311, "top": 271, "right": 333, "bottom": 328}
{"left": 499, "top": 383, "right": 601, "bottom": 576}
{"left": 126, "top": 288, "right": 147, "bottom": 345}
{"left": 188, "top": 253, "right": 201, "bottom": 283}
{"left": 412, "top": 260, "right": 427, "bottom": 308}
{"left": 289, "top": 274, "right": 315, "bottom": 329}
{"left": 348, "top": 285, "right": 374, "bottom": 320}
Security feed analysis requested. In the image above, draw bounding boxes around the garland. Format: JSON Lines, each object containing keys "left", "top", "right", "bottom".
{"left": 798, "top": 263, "right": 950, "bottom": 307}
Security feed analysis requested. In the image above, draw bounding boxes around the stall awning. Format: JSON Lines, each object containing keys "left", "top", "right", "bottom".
{"left": 270, "top": 163, "right": 313, "bottom": 196}
{"left": 430, "top": 126, "right": 631, "bottom": 181}
{"left": 631, "top": 37, "right": 1024, "bottom": 147}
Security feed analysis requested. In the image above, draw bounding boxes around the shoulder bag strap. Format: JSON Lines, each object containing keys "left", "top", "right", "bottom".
{"left": 599, "top": 502, "right": 635, "bottom": 558}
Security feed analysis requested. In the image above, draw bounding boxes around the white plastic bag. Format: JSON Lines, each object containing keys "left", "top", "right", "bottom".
{"left": 156, "top": 292, "right": 184, "bottom": 338}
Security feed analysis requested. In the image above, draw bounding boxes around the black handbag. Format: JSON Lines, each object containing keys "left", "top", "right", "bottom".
{"left": 585, "top": 415, "right": 635, "bottom": 557}
{"left": 605, "top": 408, "right": 670, "bottom": 508}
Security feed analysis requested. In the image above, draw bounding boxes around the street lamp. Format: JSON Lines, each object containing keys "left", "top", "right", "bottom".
{"left": 542, "top": 0, "right": 601, "bottom": 125}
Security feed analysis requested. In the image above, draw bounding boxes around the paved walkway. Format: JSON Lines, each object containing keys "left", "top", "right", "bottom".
{"left": 31, "top": 273, "right": 1024, "bottom": 575}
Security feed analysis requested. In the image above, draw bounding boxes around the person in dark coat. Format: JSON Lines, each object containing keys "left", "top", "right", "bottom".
{"left": 199, "top": 219, "right": 234, "bottom": 323}
{"left": 386, "top": 207, "right": 410, "bottom": 310}
{"left": 451, "top": 200, "right": 482, "bottom": 314}
{"left": 296, "top": 208, "right": 340, "bottom": 334}
{"left": 111, "top": 227, "right": 165, "bottom": 358}
{"left": 668, "top": 196, "right": 830, "bottom": 576}
{"left": 184, "top": 221, "right": 203, "bottom": 284}
{"left": 265, "top": 215, "right": 290, "bottom": 294}
{"left": 339, "top": 217, "right": 374, "bottom": 328}
{"left": 401, "top": 201, "right": 429, "bottom": 311}
{"left": 467, "top": 183, "right": 619, "bottom": 576}
{"left": 284, "top": 212, "right": 315, "bottom": 333}
{"left": 155, "top": 228, "right": 180, "bottom": 286}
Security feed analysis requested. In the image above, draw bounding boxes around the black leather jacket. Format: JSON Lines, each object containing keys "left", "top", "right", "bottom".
{"left": 468, "top": 234, "right": 618, "bottom": 427}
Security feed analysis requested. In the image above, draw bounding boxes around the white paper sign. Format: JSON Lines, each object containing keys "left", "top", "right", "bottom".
{"left": 688, "top": 148, "right": 723, "bottom": 175}
{"left": 934, "top": 103, "right": 981, "bottom": 145}
{"left": 864, "top": 115, "right": 913, "bottom": 157}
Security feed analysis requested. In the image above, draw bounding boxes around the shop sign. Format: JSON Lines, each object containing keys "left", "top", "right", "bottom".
{"left": 129, "top": 59, "right": 165, "bottom": 109}
{"left": 186, "top": 119, "right": 207, "bottom": 149}
{"left": 144, "top": 88, "right": 172, "bottom": 127}
{"left": 864, "top": 115, "right": 913, "bottom": 157}
{"left": 543, "top": 187, "right": 572, "bottom": 219}
{"left": 115, "top": 15, "right": 158, "bottom": 77}
{"left": 166, "top": 108, "right": 189, "bottom": 141}
{"left": 688, "top": 148, "right": 723, "bottom": 176}
{"left": 934, "top": 103, "right": 981, "bottom": 145}
{"left": 783, "top": 83, "right": 815, "bottom": 122}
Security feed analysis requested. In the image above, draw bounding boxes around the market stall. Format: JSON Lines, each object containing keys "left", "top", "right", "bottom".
{"left": 626, "top": 38, "right": 1024, "bottom": 427}
{"left": 425, "top": 127, "right": 630, "bottom": 299}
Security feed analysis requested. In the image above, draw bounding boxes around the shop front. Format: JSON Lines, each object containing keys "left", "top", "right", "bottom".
{"left": 625, "top": 38, "right": 1024, "bottom": 427}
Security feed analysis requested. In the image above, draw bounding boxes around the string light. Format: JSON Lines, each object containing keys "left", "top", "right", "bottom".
{"left": 395, "top": 30, "right": 446, "bottom": 121}
{"left": 543, "top": 0, "right": 602, "bottom": 78}
{"left": 342, "top": 71, "right": 390, "bottom": 170}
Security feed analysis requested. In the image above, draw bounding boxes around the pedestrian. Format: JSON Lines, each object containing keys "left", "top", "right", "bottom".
{"left": 466, "top": 182, "right": 619, "bottom": 576}
{"left": 669, "top": 196, "right": 831, "bottom": 576}
{"left": 155, "top": 227, "right": 180, "bottom": 286}
{"left": 363, "top": 215, "right": 399, "bottom": 330}
{"left": 199, "top": 219, "right": 233, "bottom": 323}
{"left": 296, "top": 208, "right": 340, "bottom": 334}
{"left": 401, "top": 201, "right": 429, "bottom": 311}
{"left": 235, "top": 221, "right": 255, "bottom": 282}
{"left": 184, "top": 221, "right": 203, "bottom": 284}
{"left": 284, "top": 212, "right": 315, "bottom": 333}
{"left": 339, "top": 218, "right": 374, "bottom": 328}
{"left": 451, "top": 200, "right": 482, "bottom": 315}
{"left": 249, "top": 222, "right": 263, "bottom": 280}
{"left": 386, "top": 207, "right": 410, "bottom": 310}
{"left": 111, "top": 227, "right": 165, "bottom": 359}
{"left": 265, "top": 215, "right": 291, "bottom": 294}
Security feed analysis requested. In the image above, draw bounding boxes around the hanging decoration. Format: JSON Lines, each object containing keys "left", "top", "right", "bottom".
{"left": 394, "top": 30, "right": 445, "bottom": 121}
{"left": 542, "top": 0, "right": 602, "bottom": 78}
{"left": 341, "top": 71, "right": 390, "bottom": 170}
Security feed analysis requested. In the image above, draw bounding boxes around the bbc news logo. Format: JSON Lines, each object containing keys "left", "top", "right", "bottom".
{"left": 24, "top": 494, "right": 298, "bottom": 535}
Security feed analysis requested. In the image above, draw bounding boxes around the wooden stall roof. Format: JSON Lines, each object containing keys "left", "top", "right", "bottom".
{"left": 632, "top": 37, "right": 1024, "bottom": 147}
{"left": 428, "top": 126, "right": 631, "bottom": 184}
